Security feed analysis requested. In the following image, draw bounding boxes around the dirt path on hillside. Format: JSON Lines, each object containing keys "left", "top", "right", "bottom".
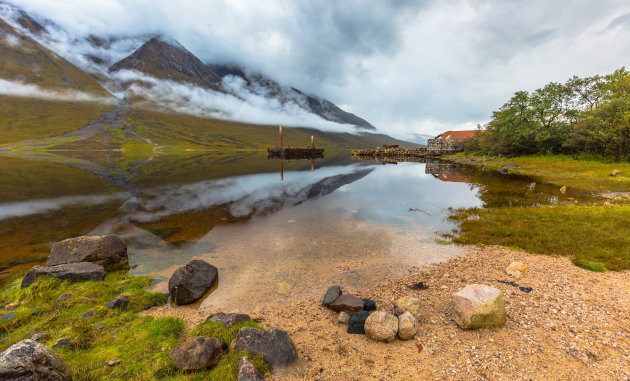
{"left": 145, "top": 245, "right": 630, "bottom": 380}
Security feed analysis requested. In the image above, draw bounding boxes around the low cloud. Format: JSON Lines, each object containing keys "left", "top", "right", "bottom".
{"left": 0, "top": 79, "right": 115, "bottom": 103}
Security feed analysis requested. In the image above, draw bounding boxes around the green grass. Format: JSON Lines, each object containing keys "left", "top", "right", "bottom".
{"left": 189, "top": 320, "right": 264, "bottom": 348}
{"left": 0, "top": 272, "right": 269, "bottom": 380}
{"left": 448, "top": 205, "right": 630, "bottom": 271}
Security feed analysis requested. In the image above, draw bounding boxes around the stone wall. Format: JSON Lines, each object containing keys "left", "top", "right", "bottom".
{"left": 426, "top": 138, "right": 464, "bottom": 155}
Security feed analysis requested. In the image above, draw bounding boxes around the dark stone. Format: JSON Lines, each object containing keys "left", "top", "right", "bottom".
{"left": 328, "top": 294, "right": 364, "bottom": 314}
{"left": 168, "top": 260, "right": 218, "bottom": 305}
{"left": 0, "top": 312, "right": 16, "bottom": 321}
{"left": 21, "top": 263, "right": 106, "bottom": 288}
{"left": 237, "top": 356, "right": 264, "bottom": 381}
{"left": 56, "top": 294, "right": 75, "bottom": 302}
{"left": 362, "top": 299, "right": 376, "bottom": 311}
{"left": 106, "top": 295, "right": 131, "bottom": 310}
{"left": 233, "top": 327, "right": 297, "bottom": 370}
{"left": 46, "top": 235, "right": 128, "bottom": 270}
{"left": 409, "top": 281, "right": 429, "bottom": 290}
{"left": 168, "top": 336, "right": 222, "bottom": 370}
{"left": 519, "top": 286, "right": 533, "bottom": 293}
{"left": 52, "top": 338, "right": 71, "bottom": 349}
{"left": 80, "top": 310, "right": 94, "bottom": 318}
{"left": 0, "top": 339, "right": 70, "bottom": 380}
{"left": 206, "top": 312, "right": 251, "bottom": 328}
{"left": 347, "top": 310, "right": 369, "bottom": 334}
{"left": 323, "top": 286, "right": 342, "bottom": 306}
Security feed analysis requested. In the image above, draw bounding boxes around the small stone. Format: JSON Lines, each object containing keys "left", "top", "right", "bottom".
{"left": 206, "top": 312, "right": 251, "bottom": 328}
{"left": 397, "top": 312, "right": 417, "bottom": 340}
{"left": 329, "top": 294, "right": 364, "bottom": 314}
{"left": 80, "top": 310, "right": 94, "bottom": 318}
{"left": 4, "top": 302, "right": 18, "bottom": 310}
{"left": 52, "top": 338, "right": 71, "bottom": 349}
{"left": 452, "top": 284, "right": 506, "bottom": 330}
{"left": 237, "top": 356, "right": 264, "bottom": 381}
{"left": 609, "top": 170, "right": 620, "bottom": 177}
{"left": 560, "top": 185, "right": 567, "bottom": 194}
{"left": 323, "top": 286, "right": 342, "bottom": 306}
{"left": 363, "top": 298, "right": 376, "bottom": 311}
{"left": 506, "top": 262, "right": 527, "bottom": 278}
{"left": 56, "top": 294, "right": 75, "bottom": 302}
{"left": 92, "top": 323, "right": 105, "bottom": 330}
{"left": 106, "top": 295, "right": 131, "bottom": 310}
{"left": 30, "top": 333, "right": 48, "bottom": 342}
{"left": 393, "top": 296, "right": 422, "bottom": 320}
{"left": 347, "top": 310, "right": 369, "bottom": 334}
{"left": 364, "top": 311, "right": 398, "bottom": 342}
{"left": 104, "top": 360, "right": 120, "bottom": 367}
{"left": 168, "top": 336, "right": 222, "bottom": 370}
{"left": 337, "top": 311, "right": 350, "bottom": 324}
{"left": 0, "top": 339, "right": 70, "bottom": 380}
{"left": 0, "top": 312, "right": 16, "bottom": 321}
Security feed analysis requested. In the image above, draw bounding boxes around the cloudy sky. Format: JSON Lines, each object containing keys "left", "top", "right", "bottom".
{"left": 9, "top": 0, "right": 630, "bottom": 138}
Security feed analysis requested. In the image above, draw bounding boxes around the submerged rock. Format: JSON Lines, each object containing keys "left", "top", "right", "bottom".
{"left": 238, "top": 357, "right": 264, "bottom": 381}
{"left": 452, "top": 284, "right": 506, "bottom": 329}
{"left": 328, "top": 294, "right": 364, "bottom": 314}
{"left": 206, "top": 312, "right": 251, "bottom": 328}
{"left": 323, "top": 286, "right": 342, "bottom": 306}
{"left": 46, "top": 235, "right": 128, "bottom": 270}
{"left": 0, "top": 339, "right": 70, "bottom": 380}
{"left": 233, "top": 327, "right": 297, "bottom": 370}
{"left": 106, "top": 295, "right": 131, "bottom": 310}
{"left": 168, "top": 259, "right": 218, "bottom": 305}
{"left": 397, "top": 312, "right": 417, "bottom": 340}
{"left": 169, "top": 336, "right": 222, "bottom": 370}
{"left": 364, "top": 311, "right": 398, "bottom": 342}
{"left": 393, "top": 296, "right": 422, "bottom": 320}
{"left": 21, "top": 263, "right": 106, "bottom": 288}
{"left": 347, "top": 310, "right": 369, "bottom": 334}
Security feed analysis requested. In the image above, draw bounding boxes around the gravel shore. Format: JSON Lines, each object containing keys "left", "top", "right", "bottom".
{"left": 146, "top": 245, "right": 630, "bottom": 380}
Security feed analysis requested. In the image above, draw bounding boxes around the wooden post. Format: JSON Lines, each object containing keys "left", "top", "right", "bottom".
{"left": 281, "top": 159, "right": 284, "bottom": 181}
{"left": 279, "top": 126, "right": 283, "bottom": 148}
{"left": 311, "top": 158, "right": 314, "bottom": 171}
{"left": 311, "top": 135, "right": 314, "bottom": 149}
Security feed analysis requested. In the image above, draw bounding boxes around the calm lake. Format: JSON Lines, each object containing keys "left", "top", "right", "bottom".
{"left": 0, "top": 150, "right": 592, "bottom": 310}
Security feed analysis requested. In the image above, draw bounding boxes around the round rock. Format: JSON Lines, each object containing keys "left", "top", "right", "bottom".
{"left": 364, "top": 311, "right": 398, "bottom": 342}
{"left": 168, "top": 259, "right": 218, "bottom": 305}
{"left": 393, "top": 296, "right": 422, "bottom": 320}
{"left": 168, "top": 336, "right": 222, "bottom": 370}
{"left": 397, "top": 311, "right": 417, "bottom": 340}
{"left": 0, "top": 339, "right": 70, "bottom": 380}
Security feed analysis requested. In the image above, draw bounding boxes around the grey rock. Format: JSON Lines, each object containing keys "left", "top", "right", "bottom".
{"left": 0, "top": 339, "right": 70, "bottom": 380}
{"left": 168, "top": 259, "right": 218, "bottom": 305}
{"left": 233, "top": 327, "right": 297, "bottom": 370}
{"left": 452, "top": 284, "right": 506, "bottom": 329}
{"left": 21, "top": 263, "right": 106, "bottom": 289}
{"left": 322, "top": 286, "right": 342, "bottom": 306}
{"left": 364, "top": 311, "right": 398, "bottom": 342}
{"left": 30, "top": 333, "right": 48, "bottom": 342}
{"left": 46, "top": 235, "right": 128, "bottom": 270}
{"left": 53, "top": 338, "right": 71, "bottom": 349}
{"left": 206, "top": 312, "right": 251, "bottom": 328}
{"left": 55, "top": 294, "right": 75, "bottom": 302}
{"left": 80, "top": 310, "right": 94, "bottom": 318}
{"left": 347, "top": 310, "right": 369, "bottom": 334}
{"left": 328, "top": 294, "right": 364, "bottom": 314}
{"left": 0, "top": 312, "right": 16, "bottom": 321}
{"left": 238, "top": 356, "right": 264, "bottom": 381}
{"left": 168, "top": 336, "right": 221, "bottom": 370}
{"left": 106, "top": 295, "right": 131, "bottom": 310}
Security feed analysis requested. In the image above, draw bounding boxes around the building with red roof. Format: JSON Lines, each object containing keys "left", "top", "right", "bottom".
{"left": 434, "top": 130, "right": 480, "bottom": 140}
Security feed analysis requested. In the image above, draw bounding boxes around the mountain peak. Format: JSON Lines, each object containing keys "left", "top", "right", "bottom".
{"left": 109, "top": 36, "right": 223, "bottom": 91}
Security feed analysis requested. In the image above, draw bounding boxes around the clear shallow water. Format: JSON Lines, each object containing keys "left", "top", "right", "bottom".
{"left": 0, "top": 151, "right": 594, "bottom": 309}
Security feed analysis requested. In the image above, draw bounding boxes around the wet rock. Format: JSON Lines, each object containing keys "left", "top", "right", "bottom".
{"left": 506, "top": 262, "right": 528, "bottom": 278}
{"left": 80, "top": 310, "right": 94, "bottom": 318}
{"left": 609, "top": 169, "right": 620, "bottom": 177}
{"left": 393, "top": 296, "right": 422, "bottom": 320}
{"left": 397, "top": 312, "right": 417, "bottom": 340}
{"left": 364, "top": 311, "right": 398, "bottom": 342}
{"left": 0, "top": 339, "right": 70, "bottom": 380}
{"left": 328, "top": 294, "right": 364, "bottom": 314}
{"left": 363, "top": 298, "right": 376, "bottom": 311}
{"left": 233, "top": 327, "right": 297, "bottom": 370}
{"left": 0, "top": 312, "right": 16, "bottom": 321}
{"left": 21, "top": 263, "right": 106, "bottom": 288}
{"left": 168, "top": 336, "right": 222, "bottom": 370}
{"left": 56, "top": 294, "right": 75, "bottom": 302}
{"left": 347, "top": 310, "right": 369, "bottom": 334}
{"left": 238, "top": 356, "right": 264, "bottom": 381}
{"left": 452, "top": 284, "right": 506, "bottom": 329}
{"left": 106, "top": 295, "right": 131, "bottom": 310}
{"left": 53, "top": 338, "right": 71, "bottom": 349}
{"left": 206, "top": 312, "right": 251, "bottom": 328}
{"left": 46, "top": 235, "right": 128, "bottom": 270}
{"left": 104, "top": 360, "right": 120, "bottom": 367}
{"left": 323, "top": 286, "right": 342, "bottom": 306}
{"left": 337, "top": 311, "right": 350, "bottom": 324}
{"left": 168, "top": 259, "right": 218, "bottom": 305}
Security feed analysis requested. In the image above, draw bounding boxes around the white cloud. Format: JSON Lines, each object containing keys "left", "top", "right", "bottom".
{"left": 0, "top": 78, "right": 115, "bottom": 103}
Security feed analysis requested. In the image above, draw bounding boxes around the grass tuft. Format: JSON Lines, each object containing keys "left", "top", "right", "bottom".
{"left": 189, "top": 320, "right": 264, "bottom": 348}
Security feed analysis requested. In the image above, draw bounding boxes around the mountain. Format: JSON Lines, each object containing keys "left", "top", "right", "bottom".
{"left": 209, "top": 63, "right": 375, "bottom": 129}
{"left": 109, "top": 37, "right": 223, "bottom": 92}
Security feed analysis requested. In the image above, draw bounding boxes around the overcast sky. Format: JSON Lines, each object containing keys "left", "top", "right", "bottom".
{"left": 10, "top": 0, "right": 630, "bottom": 138}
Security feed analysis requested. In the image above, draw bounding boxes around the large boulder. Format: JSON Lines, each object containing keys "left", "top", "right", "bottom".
{"left": 21, "top": 263, "right": 106, "bottom": 288}
{"left": 328, "top": 294, "right": 364, "bottom": 314}
{"left": 0, "top": 339, "right": 70, "bottom": 380}
{"left": 46, "top": 235, "right": 128, "bottom": 270}
{"left": 364, "top": 311, "right": 398, "bottom": 342}
{"left": 322, "top": 285, "right": 342, "bottom": 306}
{"left": 238, "top": 357, "right": 264, "bottom": 381}
{"left": 452, "top": 284, "right": 506, "bottom": 329}
{"left": 393, "top": 296, "right": 422, "bottom": 320}
{"left": 168, "top": 336, "right": 222, "bottom": 370}
{"left": 233, "top": 327, "right": 297, "bottom": 370}
{"left": 168, "top": 259, "right": 218, "bottom": 305}
{"left": 206, "top": 312, "right": 251, "bottom": 328}
{"left": 397, "top": 312, "right": 417, "bottom": 340}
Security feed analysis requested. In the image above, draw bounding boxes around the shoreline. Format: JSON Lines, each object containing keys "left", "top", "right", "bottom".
{"left": 145, "top": 245, "right": 630, "bottom": 380}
